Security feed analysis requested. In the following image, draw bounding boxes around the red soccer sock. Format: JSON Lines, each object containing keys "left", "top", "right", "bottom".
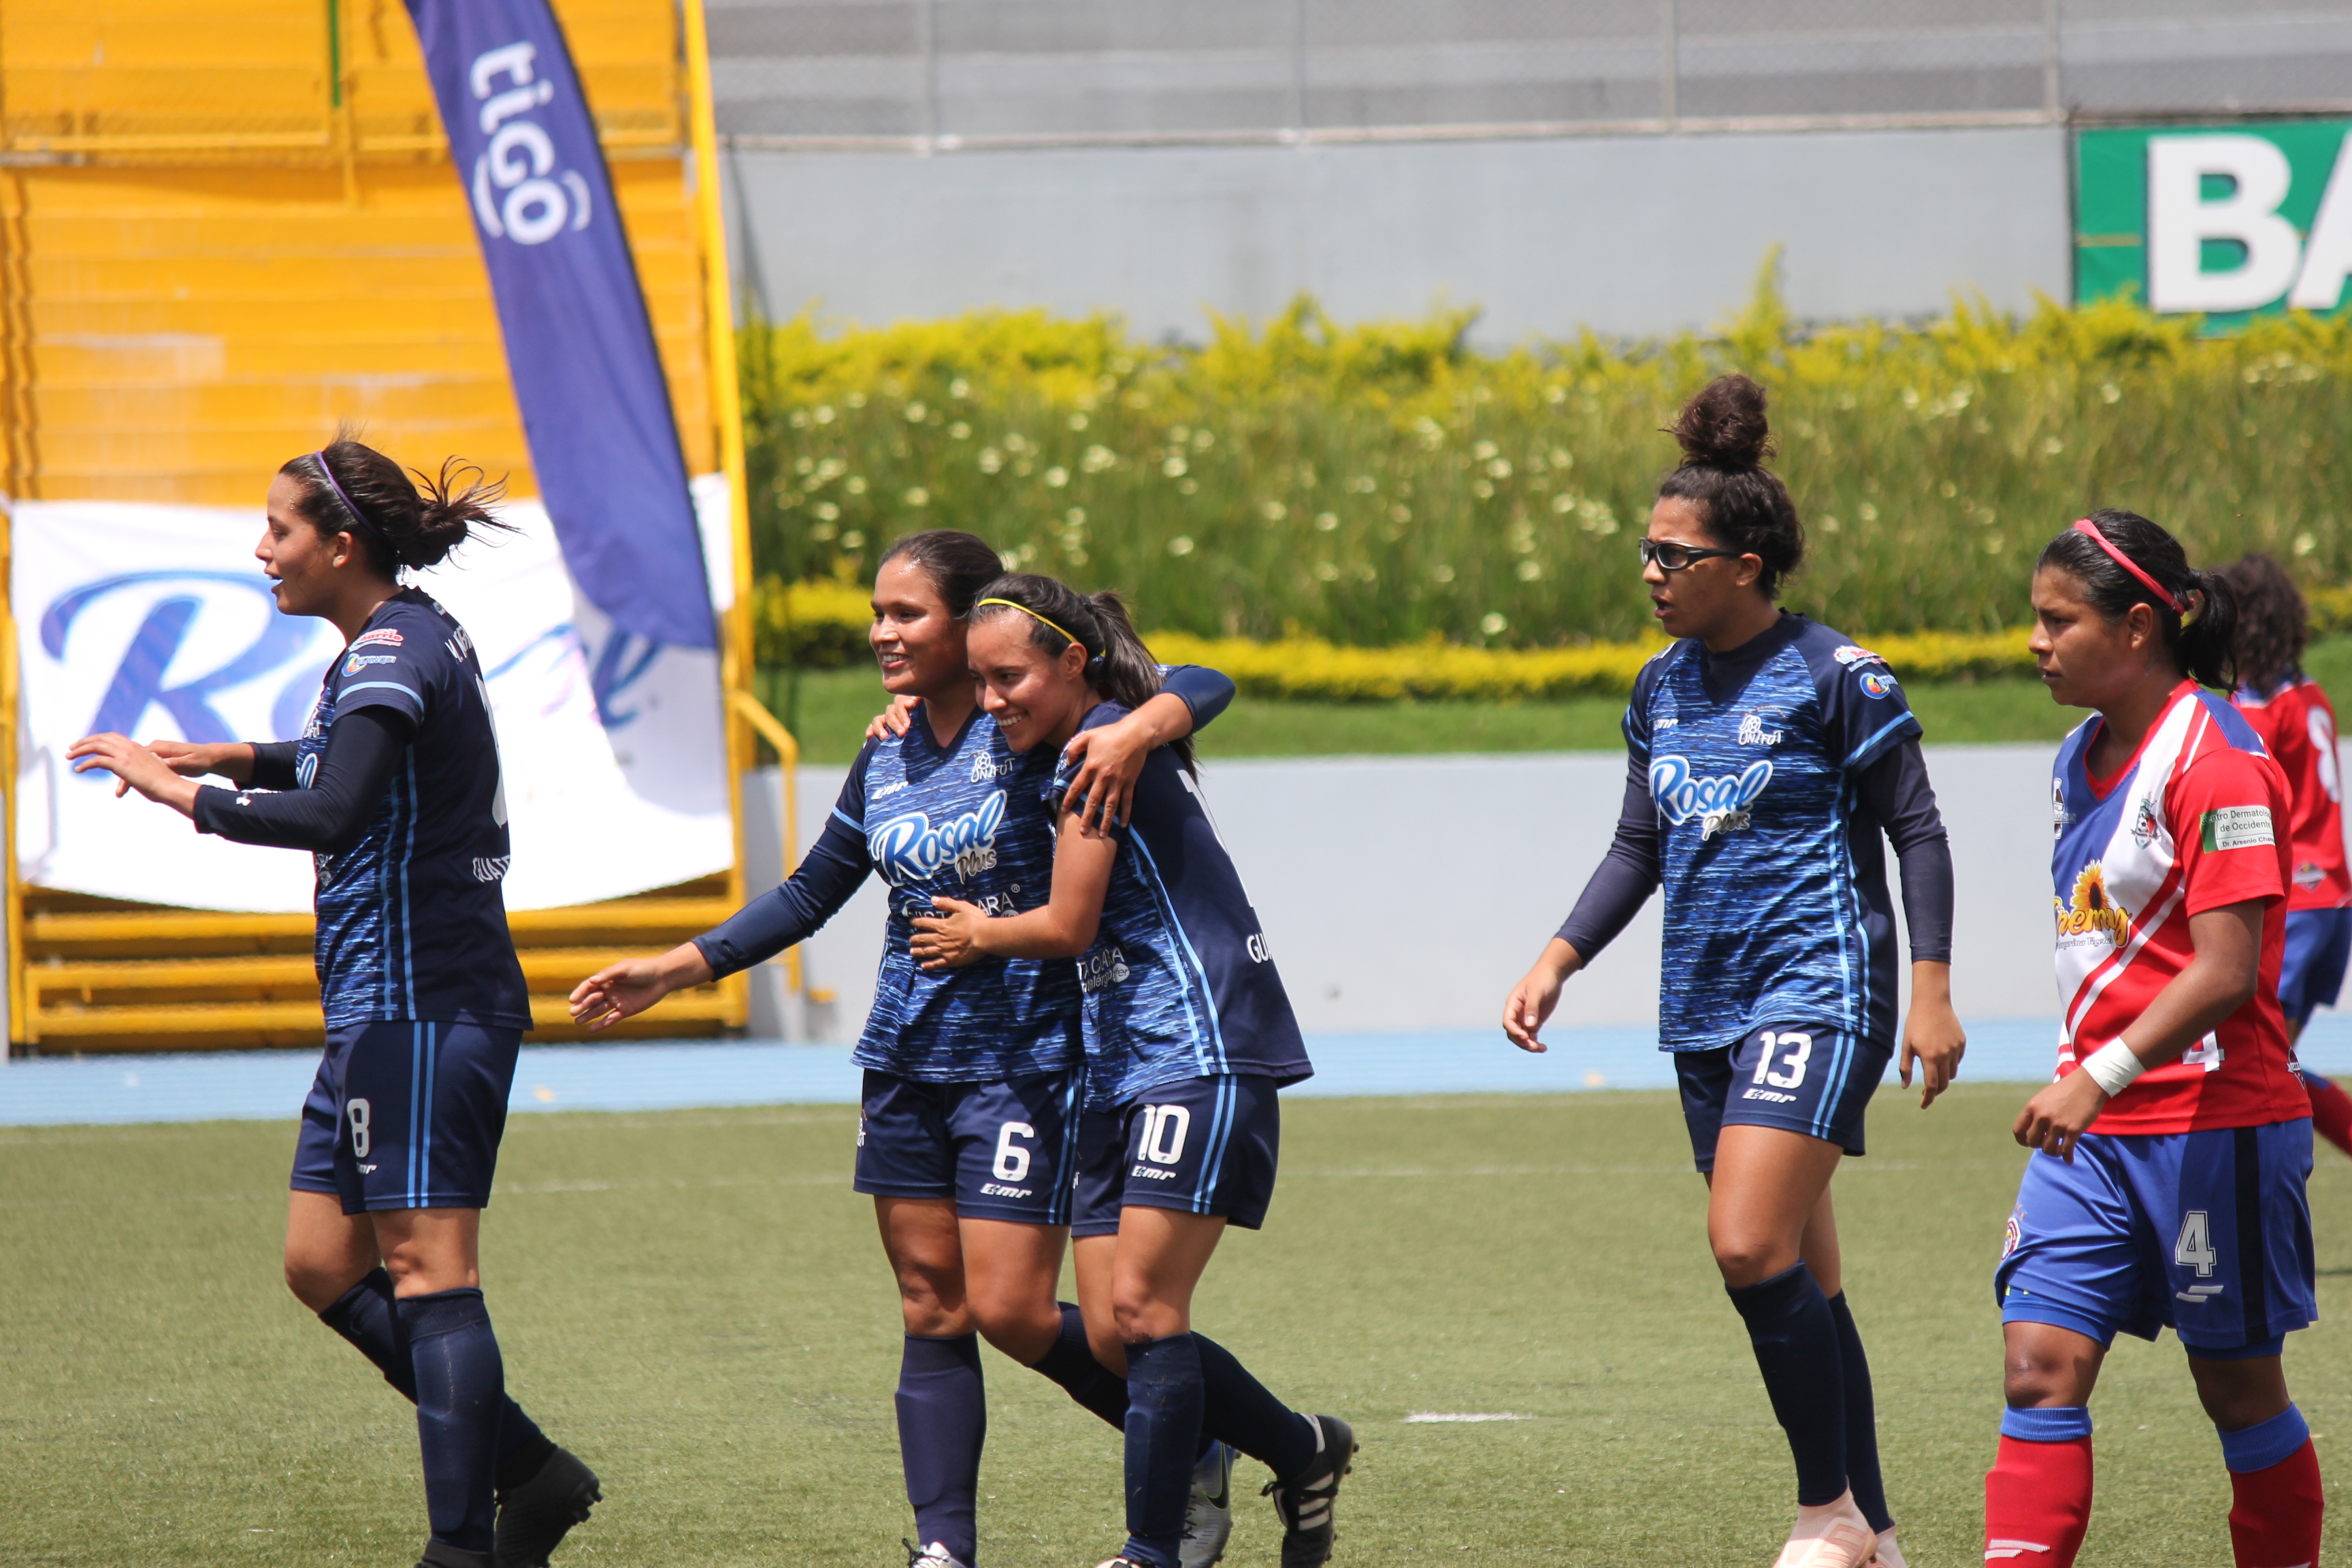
{"left": 1985, "top": 1416, "right": 2093, "bottom": 1567}
{"left": 2228, "top": 1439, "right": 2323, "bottom": 1568}
{"left": 2304, "top": 1073, "right": 2352, "bottom": 1159}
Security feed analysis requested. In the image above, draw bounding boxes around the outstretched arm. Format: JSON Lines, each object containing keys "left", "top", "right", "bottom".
{"left": 910, "top": 808, "right": 1120, "bottom": 967}
{"left": 67, "top": 711, "right": 406, "bottom": 849}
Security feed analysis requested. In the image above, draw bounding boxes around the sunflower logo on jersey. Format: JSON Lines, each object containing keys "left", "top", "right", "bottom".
{"left": 2054, "top": 862, "right": 2131, "bottom": 947}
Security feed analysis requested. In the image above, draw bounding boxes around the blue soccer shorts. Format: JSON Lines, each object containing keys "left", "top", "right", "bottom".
{"left": 2279, "top": 908, "right": 2352, "bottom": 1030}
{"left": 290, "top": 1021, "right": 522, "bottom": 1214}
{"left": 853, "top": 1068, "right": 1084, "bottom": 1225}
{"left": 1675, "top": 1026, "right": 1891, "bottom": 1173}
{"left": 1072, "top": 1073, "right": 1281, "bottom": 1238}
{"left": 1996, "top": 1120, "right": 2317, "bottom": 1356}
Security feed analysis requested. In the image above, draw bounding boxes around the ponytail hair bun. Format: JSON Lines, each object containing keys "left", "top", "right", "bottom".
{"left": 1670, "top": 373, "right": 1776, "bottom": 470}
{"left": 281, "top": 436, "right": 512, "bottom": 576}
{"left": 1656, "top": 374, "right": 1805, "bottom": 598}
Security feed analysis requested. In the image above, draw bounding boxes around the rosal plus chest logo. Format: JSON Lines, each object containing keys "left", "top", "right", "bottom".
{"left": 1650, "top": 755, "right": 1773, "bottom": 840}
{"left": 870, "top": 792, "right": 1007, "bottom": 885}
{"left": 2055, "top": 862, "right": 2131, "bottom": 946}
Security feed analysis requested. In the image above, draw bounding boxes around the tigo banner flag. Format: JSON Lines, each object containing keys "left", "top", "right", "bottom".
{"left": 404, "top": 0, "right": 716, "bottom": 652}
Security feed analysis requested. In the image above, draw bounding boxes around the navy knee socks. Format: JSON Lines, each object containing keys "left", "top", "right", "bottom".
{"left": 318, "top": 1268, "right": 556, "bottom": 1491}
{"left": 1195, "top": 1332, "right": 1318, "bottom": 1481}
{"left": 1031, "top": 1303, "right": 1131, "bottom": 1429}
{"left": 1122, "top": 1334, "right": 1207, "bottom": 1568}
{"left": 1827, "top": 1291, "right": 1892, "bottom": 1532}
{"left": 395, "top": 1288, "right": 505, "bottom": 1555}
{"left": 897, "top": 1334, "right": 986, "bottom": 1563}
{"left": 1727, "top": 1262, "right": 1849, "bottom": 1507}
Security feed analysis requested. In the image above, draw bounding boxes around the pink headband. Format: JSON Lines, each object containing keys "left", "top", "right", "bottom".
{"left": 2072, "top": 518, "right": 2183, "bottom": 614}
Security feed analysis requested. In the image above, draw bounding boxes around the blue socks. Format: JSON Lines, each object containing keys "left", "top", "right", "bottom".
{"left": 2219, "top": 1403, "right": 2311, "bottom": 1473}
{"left": 318, "top": 1268, "right": 557, "bottom": 1492}
{"left": 1727, "top": 1262, "right": 1848, "bottom": 1507}
{"left": 1032, "top": 1303, "right": 1132, "bottom": 1429}
{"left": 2002, "top": 1403, "right": 2094, "bottom": 1442}
{"left": 1122, "top": 1335, "right": 1206, "bottom": 1568}
{"left": 396, "top": 1288, "right": 504, "bottom": 1555}
{"left": 897, "top": 1334, "right": 985, "bottom": 1563}
{"left": 1196, "top": 1332, "right": 1318, "bottom": 1481}
{"left": 1826, "top": 1292, "right": 1891, "bottom": 1533}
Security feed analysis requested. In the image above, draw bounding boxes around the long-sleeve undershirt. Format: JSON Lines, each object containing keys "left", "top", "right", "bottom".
{"left": 191, "top": 708, "right": 411, "bottom": 854}
{"left": 1555, "top": 734, "right": 1955, "bottom": 968}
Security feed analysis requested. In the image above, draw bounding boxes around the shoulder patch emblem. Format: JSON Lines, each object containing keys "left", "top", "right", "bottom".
{"left": 2201, "top": 806, "right": 2276, "bottom": 853}
{"left": 1833, "top": 644, "right": 1886, "bottom": 668}
{"left": 1858, "top": 670, "right": 1899, "bottom": 699}
{"left": 350, "top": 628, "right": 404, "bottom": 649}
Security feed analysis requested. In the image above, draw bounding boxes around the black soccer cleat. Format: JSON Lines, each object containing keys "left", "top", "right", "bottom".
{"left": 494, "top": 1445, "right": 602, "bottom": 1568}
{"left": 418, "top": 1542, "right": 494, "bottom": 1568}
{"left": 1262, "top": 1414, "right": 1356, "bottom": 1568}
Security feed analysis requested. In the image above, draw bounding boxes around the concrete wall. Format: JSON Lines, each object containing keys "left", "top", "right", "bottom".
{"left": 728, "top": 124, "right": 2072, "bottom": 344}
{"left": 740, "top": 742, "right": 2065, "bottom": 1044}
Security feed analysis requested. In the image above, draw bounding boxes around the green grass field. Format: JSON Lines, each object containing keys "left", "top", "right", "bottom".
{"left": 7, "top": 1088, "right": 2351, "bottom": 1567}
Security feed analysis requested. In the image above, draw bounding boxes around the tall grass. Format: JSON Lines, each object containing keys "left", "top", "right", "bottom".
{"left": 738, "top": 263, "right": 2352, "bottom": 647}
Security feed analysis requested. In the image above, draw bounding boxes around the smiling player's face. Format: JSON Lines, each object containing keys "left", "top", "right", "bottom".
{"left": 870, "top": 556, "right": 972, "bottom": 700}
{"left": 968, "top": 615, "right": 1088, "bottom": 752}
{"left": 256, "top": 472, "right": 359, "bottom": 619}
{"left": 2030, "top": 565, "right": 2164, "bottom": 711}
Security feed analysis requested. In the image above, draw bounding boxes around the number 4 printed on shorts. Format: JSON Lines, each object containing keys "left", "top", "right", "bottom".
{"left": 2175, "top": 1209, "right": 2220, "bottom": 1277}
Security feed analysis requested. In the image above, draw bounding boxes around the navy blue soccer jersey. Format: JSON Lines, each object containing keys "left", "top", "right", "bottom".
{"left": 1042, "top": 702, "right": 1312, "bottom": 1109}
{"left": 293, "top": 589, "right": 529, "bottom": 1030}
{"left": 1627, "top": 615, "right": 1923, "bottom": 1051}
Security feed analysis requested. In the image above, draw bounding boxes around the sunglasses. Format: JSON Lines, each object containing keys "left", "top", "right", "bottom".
{"left": 1637, "top": 538, "right": 1747, "bottom": 572}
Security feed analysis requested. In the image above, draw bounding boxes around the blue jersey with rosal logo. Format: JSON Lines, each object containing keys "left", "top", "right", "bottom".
{"left": 1629, "top": 615, "right": 1922, "bottom": 1051}
{"left": 1041, "top": 703, "right": 1313, "bottom": 1109}
{"left": 297, "top": 588, "right": 530, "bottom": 1030}
{"left": 840, "top": 709, "right": 1083, "bottom": 1082}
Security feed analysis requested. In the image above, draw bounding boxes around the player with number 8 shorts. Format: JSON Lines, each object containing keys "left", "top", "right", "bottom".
{"left": 909, "top": 572, "right": 1348, "bottom": 1568}
{"left": 1503, "top": 376, "right": 1964, "bottom": 1568}
{"left": 1991, "top": 511, "right": 2321, "bottom": 1568}
{"left": 569, "top": 532, "right": 1240, "bottom": 1568}
{"left": 66, "top": 439, "right": 599, "bottom": 1568}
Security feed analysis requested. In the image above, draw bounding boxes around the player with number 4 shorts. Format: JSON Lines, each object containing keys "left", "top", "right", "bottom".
{"left": 1505, "top": 376, "right": 1964, "bottom": 1568}
{"left": 1991, "top": 512, "right": 2320, "bottom": 1568}
{"left": 68, "top": 440, "right": 598, "bottom": 1568}
{"left": 911, "top": 573, "right": 1349, "bottom": 1568}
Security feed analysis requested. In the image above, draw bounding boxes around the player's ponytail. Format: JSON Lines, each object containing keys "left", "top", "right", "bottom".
{"left": 1656, "top": 374, "right": 1806, "bottom": 598}
{"left": 970, "top": 572, "right": 1196, "bottom": 774}
{"left": 282, "top": 437, "right": 513, "bottom": 575}
{"left": 879, "top": 529, "right": 1004, "bottom": 619}
{"left": 2036, "top": 508, "right": 2239, "bottom": 690}
{"left": 2217, "top": 553, "right": 2308, "bottom": 694}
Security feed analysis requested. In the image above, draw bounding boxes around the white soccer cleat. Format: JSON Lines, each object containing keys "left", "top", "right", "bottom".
{"left": 905, "top": 1542, "right": 972, "bottom": 1568}
{"left": 1770, "top": 1491, "right": 1878, "bottom": 1568}
{"left": 1870, "top": 1529, "right": 1906, "bottom": 1568}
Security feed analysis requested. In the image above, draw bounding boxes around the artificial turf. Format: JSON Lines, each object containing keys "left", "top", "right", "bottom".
{"left": 5, "top": 1086, "right": 2351, "bottom": 1567}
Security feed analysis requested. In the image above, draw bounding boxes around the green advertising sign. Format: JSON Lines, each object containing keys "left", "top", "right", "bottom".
{"left": 2076, "top": 118, "right": 2352, "bottom": 327}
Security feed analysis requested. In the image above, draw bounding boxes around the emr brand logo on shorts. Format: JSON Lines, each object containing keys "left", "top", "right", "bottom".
{"left": 870, "top": 793, "right": 1006, "bottom": 884}
{"left": 1650, "top": 755, "right": 1772, "bottom": 839}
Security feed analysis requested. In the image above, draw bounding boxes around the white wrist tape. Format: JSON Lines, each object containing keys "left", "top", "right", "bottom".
{"left": 2081, "top": 1039, "right": 2147, "bottom": 1098}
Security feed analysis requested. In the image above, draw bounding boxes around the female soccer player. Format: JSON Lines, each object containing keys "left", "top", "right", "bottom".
{"left": 905, "top": 572, "right": 1351, "bottom": 1568}
{"left": 1499, "top": 375, "right": 1963, "bottom": 1568}
{"left": 568, "top": 531, "right": 1237, "bottom": 1568}
{"left": 1991, "top": 514, "right": 2321, "bottom": 1568}
{"left": 65, "top": 439, "right": 598, "bottom": 1568}
{"left": 2222, "top": 552, "right": 2352, "bottom": 1158}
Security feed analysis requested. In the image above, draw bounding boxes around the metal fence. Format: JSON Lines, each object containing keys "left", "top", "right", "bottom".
{"left": 708, "top": 0, "right": 2352, "bottom": 148}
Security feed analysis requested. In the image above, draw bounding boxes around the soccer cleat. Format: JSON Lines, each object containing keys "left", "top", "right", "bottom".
{"left": 1262, "top": 1414, "right": 1356, "bottom": 1568}
{"left": 418, "top": 1542, "right": 495, "bottom": 1568}
{"left": 493, "top": 1446, "right": 602, "bottom": 1568}
{"left": 1092, "top": 1559, "right": 1155, "bottom": 1568}
{"left": 1770, "top": 1491, "right": 1878, "bottom": 1568}
{"left": 1182, "top": 1440, "right": 1236, "bottom": 1567}
{"left": 1869, "top": 1529, "right": 1906, "bottom": 1568}
{"left": 905, "top": 1541, "right": 973, "bottom": 1568}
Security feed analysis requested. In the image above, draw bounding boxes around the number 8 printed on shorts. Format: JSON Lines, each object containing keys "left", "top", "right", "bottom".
{"left": 346, "top": 1097, "right": 372, "bottom": 1160}
{"left": 1753, "top": 1031, "right": 1812, "bottom": 1090}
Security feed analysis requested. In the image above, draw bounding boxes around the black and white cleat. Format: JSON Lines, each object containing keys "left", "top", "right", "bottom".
{"left": 1262, "top": 1415, "right": 1356, "bottom": 1568}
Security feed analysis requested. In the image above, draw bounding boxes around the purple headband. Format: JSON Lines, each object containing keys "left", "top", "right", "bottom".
{"left": 310, "top": 451, "right": 387, "bottom": 551}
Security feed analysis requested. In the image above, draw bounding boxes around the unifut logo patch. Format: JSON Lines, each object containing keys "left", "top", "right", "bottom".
{"left": 1650, "top": 755, "right": 1772, "bottom": 840}
{"left": 870, "top": 792, "right": 1005, "bottom": 885}
{"left": 2055, "top": 862, "right": 2132, "bottom": 947}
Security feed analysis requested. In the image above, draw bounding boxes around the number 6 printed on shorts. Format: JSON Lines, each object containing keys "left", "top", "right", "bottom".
{"left": 993, "top": 1121, "right": 1035, "bottom": 1183}
{"left": 1753, "top": 1031, "right": 1813, "bottom": 1090}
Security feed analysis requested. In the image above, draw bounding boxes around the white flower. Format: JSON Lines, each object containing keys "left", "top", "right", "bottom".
{"left": 1262, "top": 500, "right": 1288, "bottom": 521}
{"left": 840, "top": 529, "right": 865, "bottom": 549}
{"left": 979, "top": 448, "right": 1003, "bottom": 474}
{"left": 2296, "top": 532, "right": 2318, "bottom": 556}
{"left": 1162, "top": 455, "right": 1188, "bottom": 478}
{"left": 1065, "top": 508, "right": 1086, "bottom": 527}
{"left": 904, "top": 402, "right": 928, "bottom": 423}
{"left": 950, "top": 377, "right": 970, "bottom": 399}
{"left": 1432, "top": 564, "right": 1454, "bottom": 583}
{"left": 950, "top": 421, "right": 972, "bottom": 440}
{"left": 1044, "top": 466, "right": 1069, "bottom": 488}
{"left": 1857, "top": 502, "right": 1878, "bottom": 522}
{"left": 1081, "top": 444, "right": 1117, "bottom": 473}
{"left": 814, "top": 502, "right": 840, "bottom": 521}
{"left": 814, "top": 405, "right": 836, "bottom": 425}
{"left": 1480, "top": 612, "right": 1507, "bottom": 636}
{"left": 902, "top": 487, "right": 930, "bottom": 507}
{"left": 1315, "top": 512, "right": 1338, "bottom": 532}
{"left": 1168, "top": 536, "right": 1195, "bottom": 557}
{"left": 1516, "top": 559, "right": 1543, "bottom": 581}
{"left": 1068, "top": 412, "right": 1089, "bottom": 431}
{"left": 845, "top": 476, "right": 868, "bottom": 495}
{"left": 1313, "top": 561, "right": 1339, "bottom": 581}
{"left": 1473, "top": 440, "right": 1499, "bottom": 461}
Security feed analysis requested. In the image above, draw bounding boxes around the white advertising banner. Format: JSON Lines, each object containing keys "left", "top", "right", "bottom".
{"left": 10, "top": 479, "right": 736, "bottom": 913}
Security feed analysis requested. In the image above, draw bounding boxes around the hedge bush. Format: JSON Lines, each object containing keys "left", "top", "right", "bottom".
{"left": 740, "top": 263, "right": 2352, "bottom": 653}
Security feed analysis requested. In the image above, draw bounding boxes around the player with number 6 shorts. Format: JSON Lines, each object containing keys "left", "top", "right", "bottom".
{"left": 66, "top": 439, "right": 598, "bottom": 1568}
{"left": 1503, "top": 376, "right": 1964, "bottom": 1568}
{"left": 910, "top": 572, "right": 1347, "bottom": 1568}
{"left": 1991, "top": 512, "right": 2320, "bottom": 1568}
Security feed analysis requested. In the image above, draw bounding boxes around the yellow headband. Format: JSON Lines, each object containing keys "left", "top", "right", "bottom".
{"left": 976, "top": 597, "right": 1090, "bottom": 653}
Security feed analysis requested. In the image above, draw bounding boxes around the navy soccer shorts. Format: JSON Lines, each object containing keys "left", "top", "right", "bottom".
{"left": 853, "top": 1068, "right": 1083, "bottom": 1225}
{"left": 1675, "top": 1026, "right": 1891, "bottom": 1173}
{"left": 290, "top": 1021, "right": 521, "bottom": 1215}
{"left": 1071, "top": 1073, "right": 1281, "bottom": 1238}
{"left": 2279, "top": 908, "right": 2352, "bottom": 1030}
{"left": 1996, "top": 1120, "right": 2317, "bottom": 1357}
